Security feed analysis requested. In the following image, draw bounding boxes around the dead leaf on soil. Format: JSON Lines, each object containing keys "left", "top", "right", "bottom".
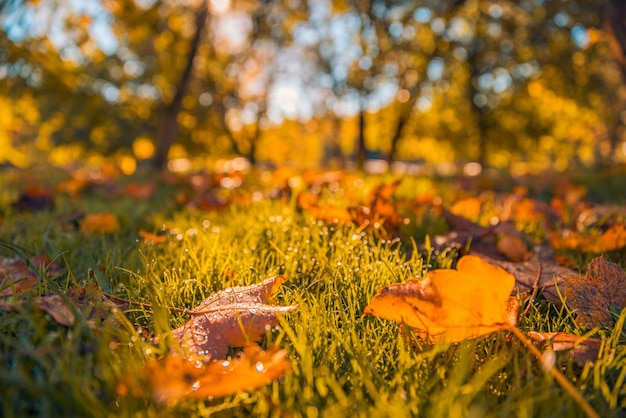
{"left": 528, "top": 331, "right": 603, "bottom": 367}
{"left": 169, "top": 275, "right": 298, "bottom": 358}
{"left": 364, "top": 255, "right": 517, "bottom": 343}
{"left": 564, "top": 256, "right": 626, "bottom": 328}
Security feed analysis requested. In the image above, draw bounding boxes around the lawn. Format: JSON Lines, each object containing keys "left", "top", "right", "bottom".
{"left": 1, "top": 165, "right": 625, "bottom": 417}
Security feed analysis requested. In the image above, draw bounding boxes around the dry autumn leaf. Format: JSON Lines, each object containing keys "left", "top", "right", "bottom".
{"left": 549, "top": 224, "right": 626, "bottom": 253}
{"left": 0, "top": 255, "right": 63, "bottom": 296}
{"left": 81, "top": 213, "right": 121, "bottom": 235}
{"left": 11, "top": 186, "right": 55, "bottom": 212}
{"left": 497, "top": 235, "right": 531, "bottom": 262}
{"left": 528, "top": 331, "right": 603, "bottom": 367}
{"left": 138, "top": 229, "right": 168, "bottom": 244}
{"left": 450, "top": 197, "right": 482, "bottom": 220}
{"left": 0, "top": 283, "right": 124, "bottom": 328}
{"left": 170, "top": 275, "right": 298, "bottom": 358}
{"left": 364, "top": 255, "right": 517, "bottom": 343}
{"left": 118, "top": 345, "right": 290, "bottom": 404}
{"left": 564, "top": 256, "right": 626, "bottom": 328}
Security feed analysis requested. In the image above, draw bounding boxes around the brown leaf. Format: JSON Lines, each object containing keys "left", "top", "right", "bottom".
{"left": 497, "top": 235, "right": 531, "bottom": 262}
{"left": 11, "top": 186, "right": 55, "bottom": 212}
{"left": 564, "top": 256, "right": 626, "bottom": 328}
{"left": 0, "top": 255, "right": 63, "bottom": 296}
{"left": 528, "top": 331, "right": 603, "bottom": 367}
{"left": 33, "top": 294, "right": 75, "bottom": 326}
{"left": 0, "top": 284, "right": 124, "bottom": 328}
{"left": 478, "top": 248, "right": 574, "bottom": 303}
{"left": 170, "top": 276, "right": 297, "bottom": 358}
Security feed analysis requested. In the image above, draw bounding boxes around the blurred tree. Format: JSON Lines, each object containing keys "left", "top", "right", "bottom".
{"left": 153, "top": 3, "right": 207, "bottom": 169}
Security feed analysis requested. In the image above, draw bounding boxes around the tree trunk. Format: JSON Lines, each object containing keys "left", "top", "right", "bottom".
{"left": 153, "top": 6, "right": 208, "bottom": 170}
{"left": 606, "top": 0, "right": 626, "bottom": 80}
{"left": 356, "top": 94, "right": 367, "bottom": 171}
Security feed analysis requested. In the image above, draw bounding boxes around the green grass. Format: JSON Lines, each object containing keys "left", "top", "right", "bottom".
{"left": 0, "top": 167, "right": 625, "bottom": 417}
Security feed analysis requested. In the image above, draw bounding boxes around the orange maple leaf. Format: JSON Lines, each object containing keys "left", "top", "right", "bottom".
{"left": 364, "top": 255, "right": 517, "bottom": 343}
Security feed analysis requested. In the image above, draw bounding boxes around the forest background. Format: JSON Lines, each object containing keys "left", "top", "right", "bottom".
{"left": 1, "top": 0, "right": 626, "bottom": 175}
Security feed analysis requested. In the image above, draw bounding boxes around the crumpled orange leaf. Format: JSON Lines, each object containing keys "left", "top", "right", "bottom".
{"left": 364, "top": 255, "right": 516, "bottom": 343}
{"left": 81, "top": 213, "right": 121, "bottom": 235}
{"left": 170, "top": 276, "right": 298, "bottom": 358}
{"left": 0, "top": 255, "right": 63, "bottom": 296}
{"left": 118, "top": 345, "right": 290, "bottom": 403}
{"left": 528, "top": 331, "right": 603, "bottom": 367}
{"left": 564, "top": 256, "right": 626, "bottom": 328}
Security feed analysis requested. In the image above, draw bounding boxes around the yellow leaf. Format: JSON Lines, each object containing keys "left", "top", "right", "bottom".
{"left": 364, "top": 255, "right": 516, "bottom": 343}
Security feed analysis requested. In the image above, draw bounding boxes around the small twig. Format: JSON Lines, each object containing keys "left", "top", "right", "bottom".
{"left": 508, "top": 326, "right": 599, "bottom": 418}
{"left": 523, "top": 259, "right": 543, "bottom": 316}
{"left": 103, "top": 292, "right": 188, "bottom": 314}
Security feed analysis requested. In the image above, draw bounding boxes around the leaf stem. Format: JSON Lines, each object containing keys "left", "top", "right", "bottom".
{"left": 508, "top": 326, "right": 599, "bottom": 418}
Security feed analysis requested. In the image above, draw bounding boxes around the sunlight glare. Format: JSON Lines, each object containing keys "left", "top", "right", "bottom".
{"left": 210, "top": 0, "right": 231, "bottom": 15}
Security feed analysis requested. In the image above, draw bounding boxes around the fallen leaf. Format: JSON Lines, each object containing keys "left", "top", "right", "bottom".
{"left": 352, "top": 180, "right": 405, "bottom": 238}
{"left": 528, "top": 331, "right": 603, "bottom": 367}
{"left": 497, "top": 235, "right": 531, "bottom": 262}
{"left": 364, "top": 255, "right": 516, "bottom": 343}
{"left": 118, "top": 345, "right": 290, "bottom": 403}
{"left": 478, "top": 250, "right": 574, "bottom": 303}
{"left": 122, "top": 182, "right": 156, "bottom": 200}
{"left": 564, "top": 256, "right": 626, "bottom": 328}
{"left": 450, "top": 197, "right": 482, "bottom": 220}
{"left": 81, "top": 213, "right": 121, "bottom": 235}
{"left": 170, "top": 276, "right": 298, "bottom": 358}
{"left": 549, "top": 224, "right": 626, "bottom": 253}
{"left": 11, "top": 186, "right": 55, "bottom": 212}
{"left": 138, "top": 229, "right": 167, "bottom": 244}
{"left": 0, "top": 255, "right": 63, "bottom": 296}
{"left": 0, "top": 284, "right": 124, "bottom": 328}
{"left": 596, "top": 224, "right": 626, "bottom": 252}
{"left": 306, "top": 205, "right": 353, "bottom": 225}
